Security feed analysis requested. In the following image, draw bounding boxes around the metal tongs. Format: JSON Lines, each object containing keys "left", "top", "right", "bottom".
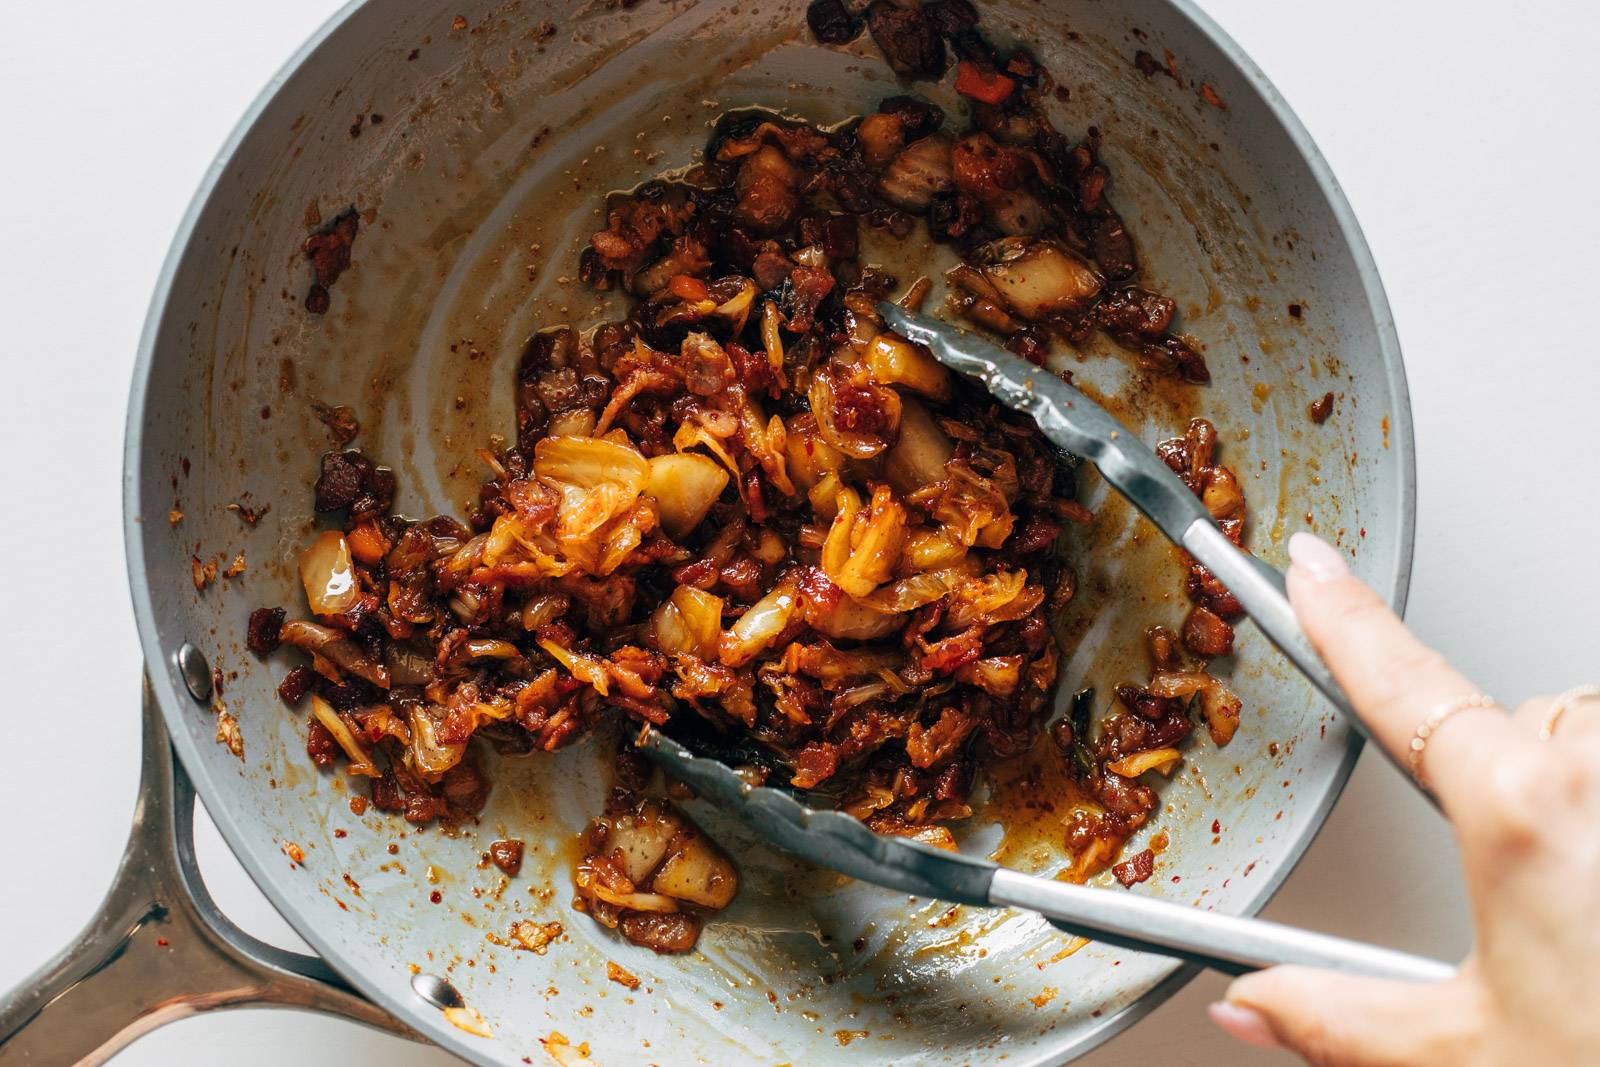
{"left": 878, "top": 305, "right": 1421, "bottom": 768}
{"left": 634, "top": 306, "right": 1451, "bottom": 981}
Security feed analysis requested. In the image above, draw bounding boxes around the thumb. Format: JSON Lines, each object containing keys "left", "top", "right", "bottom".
{"left": 1212, "top": 966, "right": 1474, "bottom": 1066}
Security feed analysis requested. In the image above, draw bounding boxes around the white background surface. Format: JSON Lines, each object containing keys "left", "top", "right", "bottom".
{"left": 1, "top": 1, "right": 1596, "bottom": 1064}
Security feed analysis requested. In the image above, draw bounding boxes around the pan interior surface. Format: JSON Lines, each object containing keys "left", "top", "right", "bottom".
{"left": 126, "top": 0, "right": 1410, "bottom": 1062}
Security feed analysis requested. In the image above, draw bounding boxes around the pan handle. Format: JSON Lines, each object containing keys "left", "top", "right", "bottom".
{"left": 0, "top": 681, "right": 418, "bottom": 1066}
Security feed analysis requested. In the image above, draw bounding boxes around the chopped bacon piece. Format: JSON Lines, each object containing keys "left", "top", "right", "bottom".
{"left": 1112, "top": 848, "right": 1156, "bottom": 886}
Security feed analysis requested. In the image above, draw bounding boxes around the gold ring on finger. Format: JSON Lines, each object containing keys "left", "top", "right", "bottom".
{"left": 1409, "top": 693, "right": 1499, "bottom": 787}
{"left": 1538, "top": 684, "right": 1600, "bottom": 742}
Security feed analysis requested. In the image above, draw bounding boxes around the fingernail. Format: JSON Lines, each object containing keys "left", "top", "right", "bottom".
{"left": 1288, "top": 531, "right": 1348, "bottom": 582}
{"left": 1208, "top": 1001, "right": 1282, "bottom": 1049}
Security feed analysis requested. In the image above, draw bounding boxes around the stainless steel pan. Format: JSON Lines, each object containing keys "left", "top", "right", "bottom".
{"left": 0, "top": 0, "right": 1415, "bottom": 1062}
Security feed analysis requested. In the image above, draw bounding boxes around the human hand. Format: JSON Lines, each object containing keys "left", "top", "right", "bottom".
{"left": 1206, "top": 532, "right": 1600, "bottom": 1066}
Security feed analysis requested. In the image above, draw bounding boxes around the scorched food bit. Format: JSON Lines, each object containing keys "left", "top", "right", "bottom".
{"left": 302, "top": 206, "right": 359, "bottom": 314}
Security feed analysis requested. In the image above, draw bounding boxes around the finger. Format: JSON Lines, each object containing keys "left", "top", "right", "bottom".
{"left": 1512, "top": 695, "right": 1554, "bottom": 728}
{"left": 1513, "top": 689, "right": 1600, "bottom": 739}
{"left": 1285, "top": 533, "right": 1527, "bottom": 814}
{"left": 1217, "top": 966, "right": 1478, "bottom": 1067}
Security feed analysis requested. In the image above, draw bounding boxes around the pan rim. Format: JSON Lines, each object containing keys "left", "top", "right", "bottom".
{"left": 120, "top": 1, "right": 1416, "bottom": 1062}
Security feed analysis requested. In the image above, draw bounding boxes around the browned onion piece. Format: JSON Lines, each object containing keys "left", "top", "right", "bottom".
{"left": 576, "top": 799, "right": 737, "bottom": 956}
{"left": 877, "top": 822, "right": 958, "bottom": 851}
{"left": 719, "top": 576, "right": 799, "bottom": 666}
{"left": 725, "top": 284, "right": 763, "bottom": 339}
{"left": 856, "top": 111, "right": 905, "bottom": 169}
{"left": 1200, "top": 680, "right": 1243, "bottom": 745}
{"left": 1201, "top": 465, "right": 1246, "bottom": 521}
{"left": 976, "top": 237, "right": 1103, "bottom": 320}
{"left": 463, "top": 638, "right": 524, "bottom": 662}
{"left": 878, "top": 135, "right": 954, "bottom": 211}
{"left": 535, "top": 434, "right": 650, "bottom": 492}
{"left": 1146, "top": 669, "right": 1214, "bottom": 700}
{"left": 865, "top": 332, "right": 951, "bottom": 401}
{"left": 652, "top": 585, "right": 725, "bottom": 659}
{"left": 279, "top": 620, "right": 391, "bottom": 688}
{"left": 299, "top": 530, "right": 359, "bottom": 616}
{"left": 586, "top": 883, "right": 681, "bottom": 913}
{"left": 735, "top": 145, "right": 801, "bottom": 234}
{"left": 536, "top": 637, "right": 611, "bottom": 695}
{"left": 521, "top": 593, "right": 571, "bottom": 631}
{"left": 946, "top": 575, "right": 1043, "bottom": 629}
{"left": 601, "top": 799, "right": 685, "bottom": 884}
{"left": 783, "top": 413, "right": 846, "bottom": 492}
{"left": 857, "top": 564, "right": 973, "bottom": 614}
{"left": 647, "top": 452, "right": 730, "bottom": 539}
{"left": 903, "top": 526, "right": 967, "bottom": 571}
{"left": 308, "top": 695, "right": 379, "bottom": 776}
{"left": 383, "top": 644, "right": 436, "bottom": 686}
{"left": 820, "top": 484, "right": 906, "bottom": 597}
{"left": 407, "top": 705, "right": 466, "bottom": 778}
{"left": 629, "top": 237, "right": 712, "bottom": 297}
{"left": 883, "top": 397, "right": 954, "bottom": 495}
{"left": 651, "top": 829, "right": 739, "bottom": 909}
{"left": 988, "top": 188, "right": 1050, "bottom": 236}
{"left": 808, "top": 366, "right": 901, "bottom": 459}
{"left": 958, "top": 655, "right": 1026, "bottom": 697}
{"left": 805, "top": 594, "right": 904, "bottom": 641}
{"left": 1106, "top": 747, "right": 1183, "bottom": 778}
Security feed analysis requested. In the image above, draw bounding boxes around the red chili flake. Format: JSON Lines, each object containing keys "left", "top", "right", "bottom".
{"left": 157, "top": 937, "right": 170, "bottom": 947}
{"left": 430, "top": 890, "right": 443, "bottom": 904}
